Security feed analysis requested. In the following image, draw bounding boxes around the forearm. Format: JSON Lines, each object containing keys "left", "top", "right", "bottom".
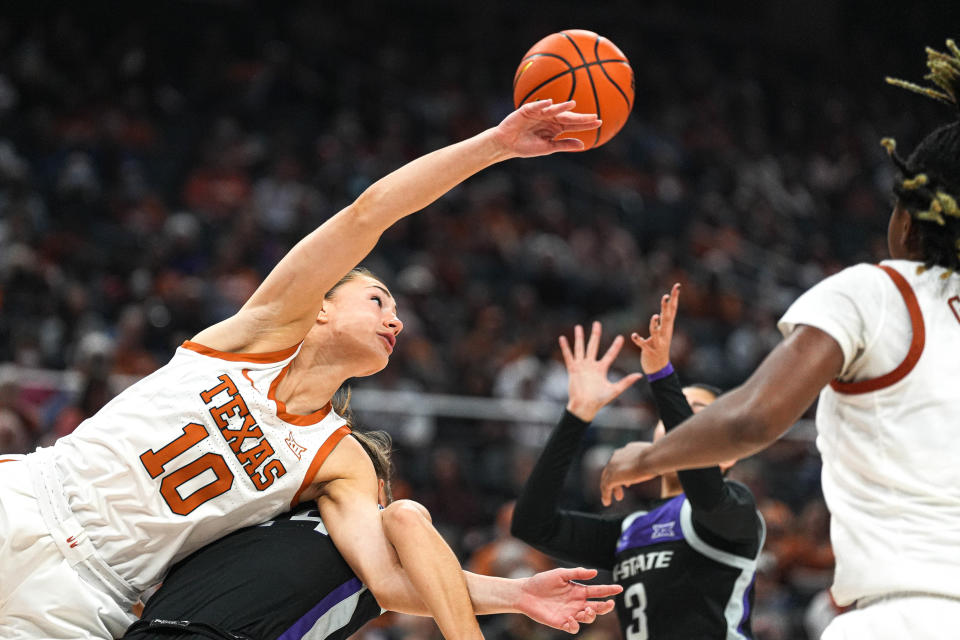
{"left": 512, "top": 411, "right": 588, "bottom": 542}
{"left": 512, "top": 411, "right": 620, "bottom": 566}
{"left": 381, "top": 501, "right": 482, "bottom": 639}
{"left": 637, "top": 383, "right": 775, "bottom": 476}
{"left": 464, "top": 572, "right": 524, "bottom": 616}
{"left": 632, "top": 327, "right": 841, "bottom": 476}
{"left": 649, "top": 372, "right": 726, "bottom": 506}
{"left": 237, "top": 129, "right": 512, "bottom": 339}
{"left": 351, "top": 129, "right": 511, "bottom": 229}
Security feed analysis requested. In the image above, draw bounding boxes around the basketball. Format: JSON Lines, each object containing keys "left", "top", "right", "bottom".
{"left": 513, "top": 29, "right": 634, "bottom": 150}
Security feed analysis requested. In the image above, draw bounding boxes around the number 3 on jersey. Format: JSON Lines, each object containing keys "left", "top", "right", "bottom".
{"left": 624, "top": 582, "right": 649, "bottom": 640}
{"left": 140, "top": 423, "right": 233, "bottom": 515}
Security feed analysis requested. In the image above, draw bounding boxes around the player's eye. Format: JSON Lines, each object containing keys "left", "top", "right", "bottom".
{"left": 372, "top": 295, "right": 383, "bottom": 307}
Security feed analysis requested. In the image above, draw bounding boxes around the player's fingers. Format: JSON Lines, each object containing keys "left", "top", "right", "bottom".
{"left": 541, "top": 99, "right": 575, "bottom": 116}
{"left": 614, "top": 485, "right": 625, "bottom": 502}
{"left": 649, "top": 313, "right": 660, "bottom": 336}
{"left": 562, "top": 567, "right": 598, "bottom": 582}
{"left": 563, "top": 617, "right": 579, "bottom": 634}
{"left": 663, "top": 284, "right": 681, "bottom": 323}
{"left": 593, "top": 599, "right": 617, "bottom": 615}
{"left": 575, "top": 607, "right": 596, "bottom": 624}
{"left": 556, "top": 117, "right": 602, "bottom": 131}
{"left": 576, "top": 610, "right": 597, "bottom": 624}
{"left": 522, "top": 98, "right": 553, "bottom": 114}
{"left": 584, "top": 583, "right": 624, "bottom": 599}
{"left": 586, "top": 321, "right": 602, "bottom": 360}
{"left": 551, "top": 138, "right": 587, "bottom": 152}
{"left": 612, "top": 372, "right": 644, "bottom": 396}
{"left": 600, "top": 334, "right": 624, "bottom": 367}
{"left": 630, "top": 332, "right": 650, "bottom": 349}
{"left": 558, "top": 335, "right": 574, "bottom": 369}
{"left": 600, "top": 479, "right": 612, "bottom": 507}
{"left": 573, "top": 324, "right": 585, "bottom": 360}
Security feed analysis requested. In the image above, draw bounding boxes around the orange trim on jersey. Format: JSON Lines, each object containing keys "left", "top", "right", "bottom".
{"left": 830, "top": 265, "right": 926, "bottom": 395}
{"left": 290, "top": 424, "right": 352, "bottom": 508}
{"left": 0, "top": 458, "right": 16, "bottom": 463}
{"left": 180, "top": 340, "right": 300, "bottom": 364}
{"left": 241, "top": 368, "right": 257, "bottom": 392}
{"left": 267, "top": 364, "right": 333, "bottom": 426}
{"left": 949, "top": 296, "right": 960, "bottom": 325}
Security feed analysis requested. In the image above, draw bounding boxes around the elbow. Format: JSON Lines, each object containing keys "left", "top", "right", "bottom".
{"left": 348, "top": 184, "right": 395, "bottom": 232}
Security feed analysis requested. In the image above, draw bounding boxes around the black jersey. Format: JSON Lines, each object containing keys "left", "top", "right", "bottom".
{"left": 613, "top": 492, "right": 763, "bottom": 639}
{"left": 512, "top": 371, "right": 764, "bottom": 640}
{"left": 124, "top": 507, "right": 383, "bottom": 640}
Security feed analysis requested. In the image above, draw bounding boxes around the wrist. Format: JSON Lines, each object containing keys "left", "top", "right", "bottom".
{"left": 483, "top": 128, "right": 519, "bottom": 162}
{"left": 565, "top": 401, "right": 597, "bottom": 423}
{"left": 513, "top": 576, "right": 534, "bottom": 616}
{"left": 644, "top": 362, "right": 674, "bottom": 382}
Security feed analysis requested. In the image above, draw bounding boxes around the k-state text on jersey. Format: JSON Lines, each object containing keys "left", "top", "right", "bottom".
{"left": 613, "top": 550, "right": 674, "bottom": 581}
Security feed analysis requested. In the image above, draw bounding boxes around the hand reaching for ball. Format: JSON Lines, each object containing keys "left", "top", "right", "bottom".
{"left": 493, "top": 99, "right": 601, "bottom": 157}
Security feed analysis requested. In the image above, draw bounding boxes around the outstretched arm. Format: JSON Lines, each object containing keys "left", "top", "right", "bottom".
{"left": 630, "top": 285, "right": 760, "bottom": 543}
{"left": 511, "top": 322, "right": 641, "bottom": 567}
{"left": 600, "top": 324, "right": 843, "bottom": 505}
{"left": 193, "top": 100, "right": 601, "bottom": 353}
{"left": 382, "top": 500, "right": 621, "bottom": 635}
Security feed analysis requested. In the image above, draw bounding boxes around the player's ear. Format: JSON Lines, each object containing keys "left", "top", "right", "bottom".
{"left": 377, "top": 478, "right": 387, "bottom": 507}
{"left": 316, "top": 304, "right": 329, "bottom": 324}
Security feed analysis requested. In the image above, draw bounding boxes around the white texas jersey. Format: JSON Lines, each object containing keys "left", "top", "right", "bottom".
{"left": 779, "top": 260, "right": 960, "bottom": 606}
{"left": 27, "top": 340, "right": 350, "bottom": 592}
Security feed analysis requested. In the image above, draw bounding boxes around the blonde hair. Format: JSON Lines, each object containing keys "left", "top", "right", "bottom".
{"left": 324, "top": 266, "right": 385, "bottom": 300}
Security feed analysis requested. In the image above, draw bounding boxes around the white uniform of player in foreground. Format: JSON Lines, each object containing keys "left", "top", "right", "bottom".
{"left": 599, "top": 42, "right": 960, "bottom": 639}
{"left": 779, "top": 260, "right": 960, "bottom": 638}
{"left": 0, "top": 100, "right": 606, "bottom": 640}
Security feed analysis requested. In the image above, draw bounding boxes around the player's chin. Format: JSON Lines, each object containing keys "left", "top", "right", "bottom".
{"left": 357, "top": 352, "right": 391, "bottom": 377}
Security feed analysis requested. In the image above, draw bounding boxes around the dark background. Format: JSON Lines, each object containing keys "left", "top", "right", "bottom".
{"left": 1, "top": 2, "right": 957, "bottom": 638}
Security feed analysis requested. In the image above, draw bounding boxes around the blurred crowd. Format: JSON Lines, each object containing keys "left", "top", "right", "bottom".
{"left": 0, "top": 2, "right": 953, "bottom": 638}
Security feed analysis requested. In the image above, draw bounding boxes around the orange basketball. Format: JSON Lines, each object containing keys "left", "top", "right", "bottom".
{"left": 513, "top": 29, "right": 634, "bottom": 151}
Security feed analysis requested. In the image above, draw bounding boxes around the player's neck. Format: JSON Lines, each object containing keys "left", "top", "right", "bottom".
{"left": 660, "top": 473, "right": 683, "bottom": 498}
{"left": 275, "top": 347, "right": 349, "bottom": 416}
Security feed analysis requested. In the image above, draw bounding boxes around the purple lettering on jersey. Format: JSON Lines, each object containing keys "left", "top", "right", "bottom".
{"left": 277, "top": 577, "right": 364, "bottom": 640}
{"left": 616, "top": 495, "right": 686, "bottom": 553}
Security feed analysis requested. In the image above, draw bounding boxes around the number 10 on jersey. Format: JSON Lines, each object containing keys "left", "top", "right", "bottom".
{"left": 139, "top": 423, "right": 234, "bottom": 516}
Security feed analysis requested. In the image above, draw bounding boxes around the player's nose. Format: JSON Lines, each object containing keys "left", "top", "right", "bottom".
{"left": 386, "top": 315, "right": 403, "bottom": 335}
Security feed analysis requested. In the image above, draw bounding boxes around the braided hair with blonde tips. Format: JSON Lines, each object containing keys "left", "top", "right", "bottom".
{"left": 883, "top": 39, "right": 960, "bottom": 275}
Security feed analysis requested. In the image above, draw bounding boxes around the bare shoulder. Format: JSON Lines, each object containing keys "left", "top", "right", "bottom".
{"left": 311, "top": 433, "right": 376, "bottom": 492}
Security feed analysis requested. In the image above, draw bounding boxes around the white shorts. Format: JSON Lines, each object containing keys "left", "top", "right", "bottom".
{"left": 0, "top": 456, "right": 136, "bottom": 639}
{"left": 821, "top": 594, "right": 960, "bottom": 640}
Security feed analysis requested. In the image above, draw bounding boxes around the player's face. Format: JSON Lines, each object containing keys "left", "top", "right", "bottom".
{"left": 683, "top": 387, "right": 716, "bottom": 413}
{"left": 320, "top": 276, "right": 403, "bottom": 376}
